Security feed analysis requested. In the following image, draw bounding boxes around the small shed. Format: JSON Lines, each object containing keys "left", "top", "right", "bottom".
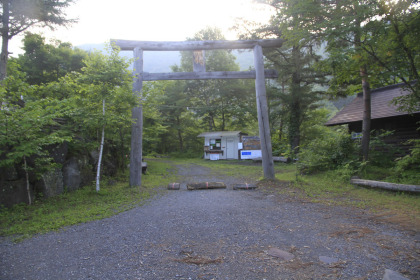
{"left": 197, "top": 131, "right": 247, "bottom": 160}
{"left": 325, "top": 83, "right": 420, "bottom": 152}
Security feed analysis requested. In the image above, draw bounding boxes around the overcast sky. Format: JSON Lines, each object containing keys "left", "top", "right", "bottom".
{"left": 9, "top": 0, "right": 274, "bottom": 55}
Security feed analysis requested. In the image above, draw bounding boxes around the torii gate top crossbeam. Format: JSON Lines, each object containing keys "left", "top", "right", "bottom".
{"left": 112, "top": 38, "right": 284, "bottom": 51}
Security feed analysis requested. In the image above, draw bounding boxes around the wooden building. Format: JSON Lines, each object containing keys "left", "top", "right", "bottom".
{"left": 325, "top": 83, "right": 420, "bottom": 152}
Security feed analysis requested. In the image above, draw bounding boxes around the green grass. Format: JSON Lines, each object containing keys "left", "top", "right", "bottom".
{"left": 0, "top": 159, "right": 177, "bottom": 241}
{"left": 191, "top": 159, "right": 265, "bottom": 178}
{"left": 271, "top": 164, "right": 419, "bottom": 229}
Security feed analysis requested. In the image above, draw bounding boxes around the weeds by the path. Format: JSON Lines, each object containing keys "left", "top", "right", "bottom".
{"left": 0, "top": 159, "right": 177, "bottom": 241}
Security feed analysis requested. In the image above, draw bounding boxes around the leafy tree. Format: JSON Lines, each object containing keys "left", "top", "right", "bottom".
{"left": 77, "top": 47, "right": 133, "bottom": 192}
{"left": 0, "top": 61, "right": 72, "bottom": 204}
{"left": 14, "top": 32, "right": 87, "bottom": 85}
{"left": 158, "top": 79, "right": 189, "bottom": 153}
{"left": 0, "top": 0, "right": 75, "bottom": 80}
{"left": 156, "top": 79, "right": 206, "bottom": 156}
{"left": 141, "top": 81, "right": 169, "bottom": 155}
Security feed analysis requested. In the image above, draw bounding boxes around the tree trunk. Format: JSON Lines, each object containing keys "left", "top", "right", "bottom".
{"left": 360, "top": 66, "right": 371, "bottom": 161}
{"left": 23, "top": 156, "right": 32, "bottom": 205}
{"left": 96, "top": 99, "right": 105, "bottom": 192}
{"left": 221, "top": 98, "right": 225, "bottom": 131}
{"left": 0, "top": 0, "right": 10, "bottom": 81}
{"left": 289, "top": 99, "right": 301, "bottom": 155}
{"left": 289, "top": 45, "right": 302, "bottom": 155}
{"left": 278, "top": 118, "right": 283, "bottom": 142}
{"left": 176, "top": 116, "right": 184, "bottom": 151}
{"left": 118, "top": 128, "right": 125, "bottom": 170}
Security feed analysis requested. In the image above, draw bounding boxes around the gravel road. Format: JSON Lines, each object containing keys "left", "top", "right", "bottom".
{"left": 1, "top": 161, "right": 419, "bottom": 280}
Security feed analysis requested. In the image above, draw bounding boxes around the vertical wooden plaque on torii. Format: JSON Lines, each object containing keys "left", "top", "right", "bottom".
{"left": 112, "top": 38, "right": 283, "bottom": 187}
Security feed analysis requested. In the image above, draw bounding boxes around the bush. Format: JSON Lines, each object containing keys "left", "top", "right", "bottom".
{"left": 389, "top": 139, "right": 420, "bottom": 184}
{"left": 368, "top": 130, "right": 401, "bottom": 167}
{"left": 298, "top": 127, "right": 359, "bottom": 174}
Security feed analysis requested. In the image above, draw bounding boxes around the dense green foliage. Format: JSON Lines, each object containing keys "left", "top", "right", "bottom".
{"left": 1, "top": 42, "right": 140, "bottom": 190}
{"left": 298, "top": 127, "right": 358, "bottom": 174}
{"left": 390, "top": 139, "right": 420, "bottom": 184}
{"left": 15, "top": 33, "right": 87, "bottom": 85}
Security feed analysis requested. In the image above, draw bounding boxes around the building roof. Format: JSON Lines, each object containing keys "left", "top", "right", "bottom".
{"left": 197, "top": 131, "right": 246, "bottom": 138}
{"left": 325, "top": 83, "right": 419, "bottom": 126}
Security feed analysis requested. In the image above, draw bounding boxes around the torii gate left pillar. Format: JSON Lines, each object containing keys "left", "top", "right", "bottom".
{"left": 113, "top": 39, "right": 284, "bottom": 187}
{"left": 129, "top": 47, "right": 143, "bottom": 187}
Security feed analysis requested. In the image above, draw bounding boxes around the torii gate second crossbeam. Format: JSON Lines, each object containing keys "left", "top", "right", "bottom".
{"left": 112, "top": 38, "right": 284, "bottom": 187}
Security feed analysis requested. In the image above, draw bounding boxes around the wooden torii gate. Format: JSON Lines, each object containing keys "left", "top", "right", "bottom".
{"left": 112, "top": 39, "right": 284, "bottom": 187}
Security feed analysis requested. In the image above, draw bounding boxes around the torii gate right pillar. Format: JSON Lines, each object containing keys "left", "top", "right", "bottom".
{"left": 253, "top": 44, "right": 275, "bottom": 179}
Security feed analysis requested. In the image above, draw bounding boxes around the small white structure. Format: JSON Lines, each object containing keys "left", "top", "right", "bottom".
{"left": 197, "top": 131, "right": 247, "bottom": 160}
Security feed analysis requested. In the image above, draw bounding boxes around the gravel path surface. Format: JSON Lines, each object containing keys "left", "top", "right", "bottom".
{"left": 1, "top": 161, "right": 419, "bottom": 280}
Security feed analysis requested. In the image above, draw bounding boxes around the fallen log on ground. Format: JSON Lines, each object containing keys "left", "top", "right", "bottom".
{"left": 233, "top": 183, "right": 258, "bottom": 190}
{"left": 350, "top": 179, "right": 420, "bottom": 193}
{"left": 187, "top": 182, "right": 226, "bottom": 190}
{"left": 167, "top": 183, "right": 180, "bottom": 190}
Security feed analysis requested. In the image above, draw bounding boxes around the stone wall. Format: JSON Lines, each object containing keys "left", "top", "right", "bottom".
{"left": 0, "top": 143, "right": 97, "bottom": 208}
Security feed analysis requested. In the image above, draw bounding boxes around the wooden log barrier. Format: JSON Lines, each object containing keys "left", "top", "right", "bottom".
{"left": 350, "top": 179, "right": 420, "bottom": 193}
{"left": 233, "top": 183, "right": 258, "bottom": 190}
{"left": 187, "top": 182, "right": 226, "bottom": 190}
{"left": 168, "top": 183, "right": 180, "bottom": 190}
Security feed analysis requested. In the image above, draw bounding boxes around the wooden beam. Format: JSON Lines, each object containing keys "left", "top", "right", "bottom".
{"left": 253, "top": 44, "right": 275, "bottom": 180}
{"left": 112, "top": 38, "right": 284, "bottom": 51}
{"left": 129, "top": 47, "right": 143, "bottom": 187}
{"left": 142, "top": 69, "right": 278, "bottom": 81}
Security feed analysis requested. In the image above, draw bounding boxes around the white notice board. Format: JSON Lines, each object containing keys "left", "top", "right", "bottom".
{"left": 240, "top": 150, "right": 262, "bottom": 159}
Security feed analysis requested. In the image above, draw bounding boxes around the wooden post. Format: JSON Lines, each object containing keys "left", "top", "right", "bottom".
{"left": 129, "top": 47, "right": 143, "bottom": 187}
{"left": 253, "top": 44, "right": 275, "bottom": 179}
